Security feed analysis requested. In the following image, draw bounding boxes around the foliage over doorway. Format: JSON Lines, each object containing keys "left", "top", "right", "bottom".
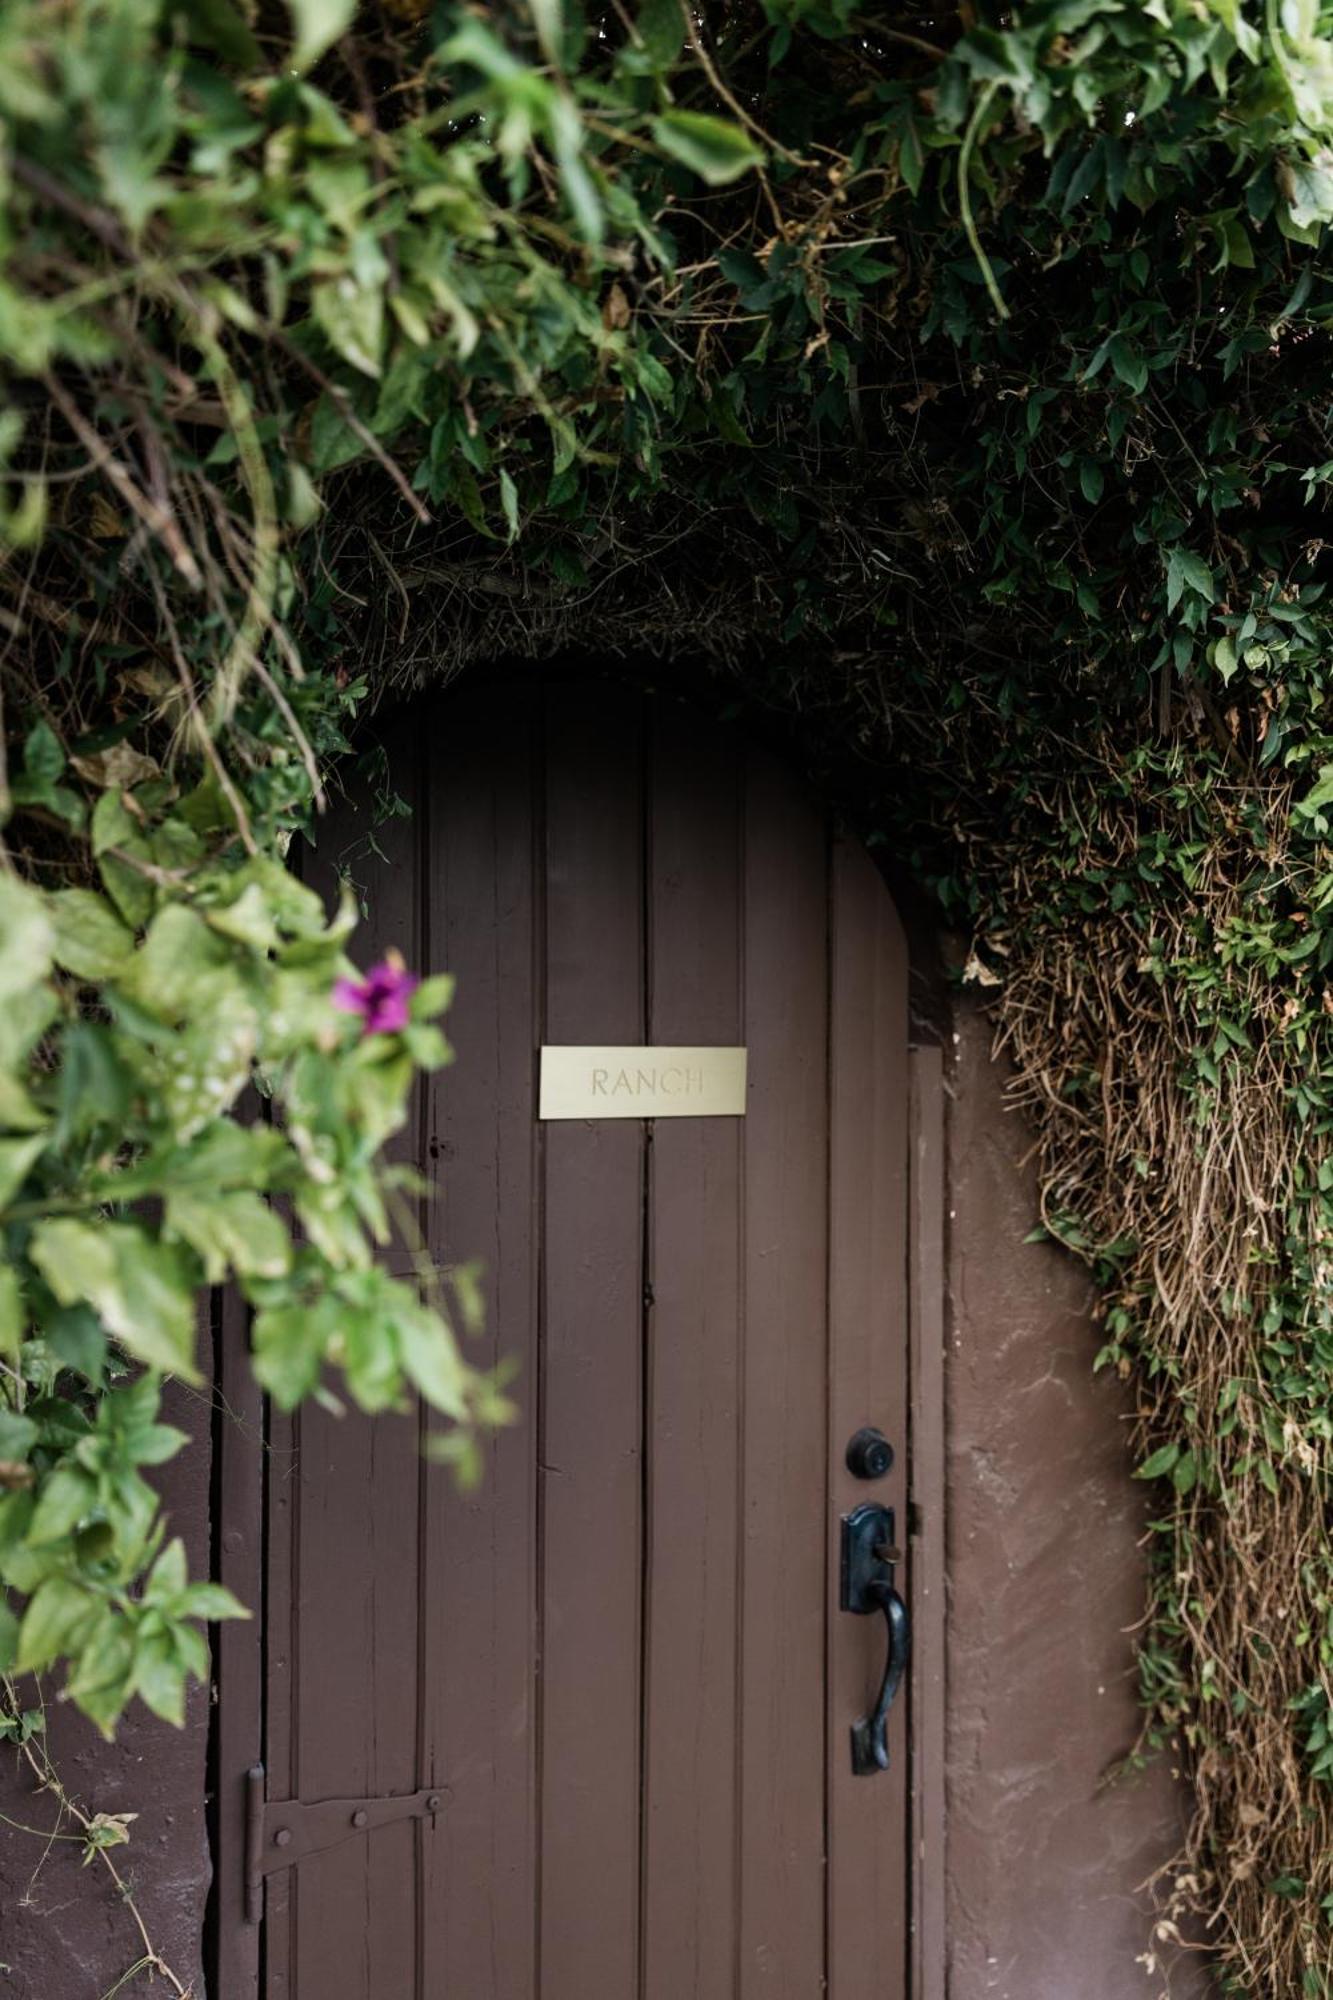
{"left": 3, "top": 1, "right": 1333, "bottom": 1989}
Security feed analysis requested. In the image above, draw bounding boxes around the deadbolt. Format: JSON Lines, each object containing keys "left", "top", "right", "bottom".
{"left": 845, "top": 1426, "right": 894, "bottom": 1481}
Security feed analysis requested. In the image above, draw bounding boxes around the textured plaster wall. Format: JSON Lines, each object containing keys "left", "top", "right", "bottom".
{"left": 0, "top": 1377, "right": 212, "bottom": 2000}
{"left": 944, "top": 1000, "right": 1207, "bottom": 2000}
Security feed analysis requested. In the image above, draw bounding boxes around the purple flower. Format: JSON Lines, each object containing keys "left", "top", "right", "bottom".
{"left": 333, "top": 953, "right": 419, "bottom": 1036}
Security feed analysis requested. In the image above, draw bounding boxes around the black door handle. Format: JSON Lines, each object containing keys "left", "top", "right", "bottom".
{"left": 840, "top": 1500, "right": 911, "bottom": 1776}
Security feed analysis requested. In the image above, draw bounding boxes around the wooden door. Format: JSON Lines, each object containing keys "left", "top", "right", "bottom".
{"left": 215, "top": 679, "right": 911, "bottom": 1999}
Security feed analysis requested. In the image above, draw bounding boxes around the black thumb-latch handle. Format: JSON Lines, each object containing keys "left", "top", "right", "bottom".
{"left": 840, "top": 1496, "right": 911, "bottom": 1777}
{"left": 849, "top": 1582, "right": 909, "bottom": 1776}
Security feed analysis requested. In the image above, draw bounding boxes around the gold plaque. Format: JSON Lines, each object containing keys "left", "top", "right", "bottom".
{"left": 539, "top": 1046, "right": 748, "bottom": 1121}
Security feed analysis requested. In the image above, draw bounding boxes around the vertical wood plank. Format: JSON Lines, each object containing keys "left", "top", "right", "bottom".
{"left": 642, "top": 706, "right": 744, "bottom": 2000}
{"left": 265, "top": 723, "right": 426, "bottom": 2000}
{"left": 540, "top": 684, "right": 646, "bottom": 2000}
{"left": 825, "top": 834, "right": 911, "bottom": 1999}
{"left": 262, "top": 1392, "right": 296, "bottom": 1999}
{"left": 909, "top": 1044, "right": 947, "bottom": 2000}
{"left": 738, "top": 751, "right": 830, "bottom": 1996}
{"left": 288, "top": 1402, "right": 420, "bottom": 2000}
{"left": 212, "top": 1281, "right": 264, "bottom": 1998}
{"left": 419, "top": 681, "right": 541, "bottom": 2000}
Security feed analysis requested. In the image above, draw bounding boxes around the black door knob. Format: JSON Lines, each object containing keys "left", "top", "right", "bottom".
{"left": 845, "top": 1427, "right": 894, "bottom": 1480}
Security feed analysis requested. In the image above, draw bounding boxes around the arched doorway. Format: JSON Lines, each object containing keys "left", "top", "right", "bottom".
{"left": 213, "top": 677, "right": 931, "bottom": 1998}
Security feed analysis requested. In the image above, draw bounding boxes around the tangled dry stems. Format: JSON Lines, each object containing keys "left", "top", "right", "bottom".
{"left": 996, "top": 796, "right": 1333, "bottom": 1992}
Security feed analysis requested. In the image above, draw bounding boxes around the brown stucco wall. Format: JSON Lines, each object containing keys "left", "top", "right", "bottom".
{"left": 943, "top": 999, "right": 1207, "bottom": 2000}
{"left": 0, "top": 1377, "right": 212, "bottom": 2000}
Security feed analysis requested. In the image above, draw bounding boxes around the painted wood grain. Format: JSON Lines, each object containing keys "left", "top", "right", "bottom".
{"left": 642, "top": 703, "right": 745, "bottom": 2000}
{"left": 419, "top": 681, "right": 541, "bottom": 2000}
{"left": 539, "top": 684, "right": 646, "bottom": 1997}
{"left": 909, "top": 1044, "right": 947, "bottom": 2000}
{"left": 738, "top": 748, "right": 830, "bottom": 1996}
{"left": 232, "top": 684, "right": 916, "bottom": 2000}
{"left": 264, "top": 729, "right": 425, "bottom": 1999}
{"left": 826, "top": 832, "right": 911, "bottom": 1999}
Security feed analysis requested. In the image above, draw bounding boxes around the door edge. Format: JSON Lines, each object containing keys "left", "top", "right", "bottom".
{"left": 909, "top": 1042, "right": 947, "bottom": 2000}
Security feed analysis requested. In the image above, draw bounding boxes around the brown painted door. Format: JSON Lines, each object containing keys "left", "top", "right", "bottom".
{"left": 222, "top": 679, "right": 910, "bottom": 1999}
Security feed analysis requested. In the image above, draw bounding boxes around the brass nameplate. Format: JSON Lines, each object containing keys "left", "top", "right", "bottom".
{"left": 539, "top": 1046, "right": 748, "bottom": 1121}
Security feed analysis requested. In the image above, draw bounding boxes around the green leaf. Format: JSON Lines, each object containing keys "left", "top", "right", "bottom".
{"left": 1171, "top": 1450, "right": 1198, "bottom": 1495}
{"left": 499, "top": 468, "right": 520, "bottom": 543}
{"left": 252, "top": 1298, "right": 329, "bottom": 1407}
{"left": 129, "top": 1422, "right": 189, "bottom": 1467}
{"left": 0, "top": 1067, "right": 47, "bottom": 1133}
{"left": 177, "top": 1580, "right": 250, "bottom": 1620}
{"left": 286, "top": 461, "right": 323, "bottom": 529}
{"left": 0, "top": 1267, "right": 24, "bottom": 1359}
{"left": 0, "top": 1132, "right": 45, "bottom": 1209}
{"left": 147, "top": 992, "right": 260, "bottom": 1139}
{"left": 23, "top": 721, "right": 64, "bottom": 788}
{"left": 1166, "top": 547, "right": 1215, "bottom": 612}
{"left": 236, "top": 857, "right": 326, "bottom": 938}
{"left": 287, "top": 0, "right": 356, "bottom": 71}
{"left": 30, "top": 1220, "right": 200, "bottom": 1382}
{"left": 28, "top": 1464, "right": 98, "bottom": 1545}
{"left": 46, "top": 889, "right": 135, "bottom": 980}
{"left": 99, "top": 847, "right": 155, "bottom": 930}
{"left": 57, "top": 1023, "right": 133, "bottom": 1142}
{"left": 0, "top": 1595, "right": 18, "bottom": 1672}
{"left": 65, "top": 1607, "right": 135, "bottom": 1735}
{"left": 0, "top": 874, "right": 54, "bottom": 1001}
{"left": 1281, "top": 156, "right": 1333, "bottom": 232}
{"left": 312, "top": 271, "right": 385, "bottom": 380}
{"left": 394, "top": 1294, "right": 469, "bottom": 1419}
{"left": 164, "top": 1188, "right": 292, "bottom": 1284}
{"left": 131, "top": 1626, "right": 187, "bottom": 1726}
{"left": 121, "top": 904, "right": 235, "bottom": 1022}
{"left": 1135, "top": 1442, "right": 1181, "bottom": 1480}
{"left": 204, "top": 882, "right": 281, "bottom": 954}
{"left": 528, "top": 0, "right": 562, "bottom": 63}
{"left": 16, "top": 1575, "right": 96, "bottom": 1672}
{"left": 1108, "top": 335, "right": 1148, "bottom": 394}
{"left": 145, "top": 1535, "right": 188, "bottom": 1602}
{"left": 650, "top": 111, "right": 764, "bottom": 186}
{"left": 45, "top": 1305, "right": 107, "bottom": 1382}
{"left": 636, "top": 0, "right": 684, "bottom": 68}
{"left": 91, "top": 788, "right": 137, "bottom": 859}
{"left": 170, "top": 0, "right": 262, "bottom": 66}
{"left": 0, "top": 1408, "right": 36, "bottom": 1459}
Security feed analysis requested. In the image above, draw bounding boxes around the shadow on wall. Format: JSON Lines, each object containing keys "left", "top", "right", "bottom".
{"left": 944, "top": 998, "right": 1208, "bottom": 2000}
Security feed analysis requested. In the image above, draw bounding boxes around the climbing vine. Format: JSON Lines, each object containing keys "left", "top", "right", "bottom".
{"left": 5, "top": 0, "right": 1333, "bottom": 1988}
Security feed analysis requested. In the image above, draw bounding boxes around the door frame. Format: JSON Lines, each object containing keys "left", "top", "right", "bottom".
{"left": 909, "top": 1044, "right": 946, "bottom": 2000}
{"left": 205, "top": 700, "right": 950, "bottom": 2000}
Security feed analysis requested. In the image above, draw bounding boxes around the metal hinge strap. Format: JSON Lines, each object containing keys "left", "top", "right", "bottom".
{"left": 244, "top": 1765, "right": 442, "bottom": 1924}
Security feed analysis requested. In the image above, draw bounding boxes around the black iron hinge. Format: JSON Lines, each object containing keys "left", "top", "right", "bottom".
{"left": 244, "top": 1766, "right": 443, "bottom": 1923}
